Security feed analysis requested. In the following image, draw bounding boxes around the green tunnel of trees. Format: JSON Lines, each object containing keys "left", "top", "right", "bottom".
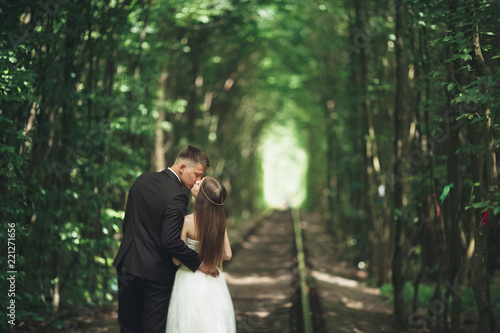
{"left": 1, "top": 0, "right": 500, "bottom": 332}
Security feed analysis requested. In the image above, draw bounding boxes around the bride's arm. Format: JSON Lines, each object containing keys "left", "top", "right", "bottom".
{"left": 222, "top": 228, "right": 232, "bottom": 260}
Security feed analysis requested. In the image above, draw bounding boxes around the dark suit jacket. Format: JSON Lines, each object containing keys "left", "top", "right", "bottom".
{"left": 113, "top": 169, "right": 201, "bottom": 283}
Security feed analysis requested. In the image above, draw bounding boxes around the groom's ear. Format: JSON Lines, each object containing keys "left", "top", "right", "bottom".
{"left": 178, "top": 163, "right": 187, "bottom": 174}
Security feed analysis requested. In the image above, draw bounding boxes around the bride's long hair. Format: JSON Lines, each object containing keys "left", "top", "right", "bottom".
{"left": 194, "top": 176, "right": 227, "bottom": 272}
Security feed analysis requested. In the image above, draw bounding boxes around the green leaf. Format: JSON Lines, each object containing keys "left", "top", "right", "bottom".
{"left": 440, "top": 183, "right": 454, "bottom": 204}
{"left": 0, "top": 145, "right": 15, "bottom": 153}
{"left": 461, "top": 54, "right": 472, "bottom": 61}
{"left": 105, "top": 208, "right": 125, "bottom": 219}
{"left": 472, "top": 202, "right": 486, "bottom": 209}
{"left": 471, "top": 116, "right": 485, "bottom": 124}
{"left": 430, "top": 38, "right": 441, "bottom": 46}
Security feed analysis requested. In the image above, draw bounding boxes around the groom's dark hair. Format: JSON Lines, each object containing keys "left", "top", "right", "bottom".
{"left": 175, "top": 146, "right": 210, "bottom": 168}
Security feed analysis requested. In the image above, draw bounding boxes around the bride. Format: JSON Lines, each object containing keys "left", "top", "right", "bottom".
{"left": 166, "top": 176, "right": 236, "bottom": 333}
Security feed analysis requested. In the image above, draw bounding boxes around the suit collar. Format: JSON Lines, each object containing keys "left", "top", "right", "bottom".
{"left": 162, "top": 168, "right": 183, "bottom": 187}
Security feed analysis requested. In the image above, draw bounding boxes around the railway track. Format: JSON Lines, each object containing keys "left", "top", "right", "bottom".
{"left": 225, "top": 209, "right": 398, "bottom": 333}
{"left": 224, "top": 210, "right": 301, "bottom": 333}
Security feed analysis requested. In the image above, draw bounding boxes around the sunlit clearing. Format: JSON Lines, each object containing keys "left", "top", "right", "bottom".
{"left": 259, "top": 123, "right": 307, "bottom": 208}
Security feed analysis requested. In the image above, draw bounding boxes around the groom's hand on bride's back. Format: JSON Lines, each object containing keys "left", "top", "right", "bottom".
{"left": 198, "top": 262, "right": 219, "bottom": 277}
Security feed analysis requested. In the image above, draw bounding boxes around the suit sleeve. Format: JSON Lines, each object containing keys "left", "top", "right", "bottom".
{"left": 121, "top": 193, "right": 132, "bottom": 234}
{"left": 161, "top": 193, "right": 201, "bottom": 272}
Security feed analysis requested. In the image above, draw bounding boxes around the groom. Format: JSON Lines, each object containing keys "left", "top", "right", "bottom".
{"left": 113, "top": 146, "right": 217, "bottom": 332}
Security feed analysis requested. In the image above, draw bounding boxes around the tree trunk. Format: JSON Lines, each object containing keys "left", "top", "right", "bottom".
{"left": 323, "top": 108, "right": 336, "bottom": 229}
{"left": 469, "top": 3, "right": 496, "bottom": 332}
{"left": 353, "top": 0, "right": 390, "bottom": 286}
{"left": 443, "top": 103, "right": 462, "bottom": 333}
{"left": 186, "top": 30, "right": 208, "bottom": 143}
{"left": 392, "top": 0, "right": 407, "bottom": 327}
{"left": 443, "top": 7, "right": 464, "bottom": 324}
{"left": 151, "top": 65, "right": 168, "bottom": 171}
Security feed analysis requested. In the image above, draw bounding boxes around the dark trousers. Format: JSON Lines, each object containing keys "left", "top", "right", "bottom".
{"left": 117, "top": 270, "right": 173, "bottom": 333}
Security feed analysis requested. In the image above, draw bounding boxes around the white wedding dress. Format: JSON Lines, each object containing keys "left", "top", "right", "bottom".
{"left": 166, "top": 238, "right": 236, "bottom": 333}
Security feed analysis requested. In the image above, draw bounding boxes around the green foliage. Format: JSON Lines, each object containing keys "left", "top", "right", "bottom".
{"left": 1, "top": 0, "right": 273, "bottom": 329}
{"left": 379, "top": 281, "right": 439, "bottom": 309}
{"left": 380, "top": 278, "right": 500, "bottom": 318}
{"left": 1, "top": 0, "right": 500, "bottom": 330}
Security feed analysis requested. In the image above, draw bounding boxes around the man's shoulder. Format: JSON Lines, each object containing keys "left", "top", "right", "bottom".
{"left": 132, "top": 171, "right": 156, "bottom": 183}
{"left": 130, "top": 171, "right": 184, "bottom": 200}
{"left": 134, "top": 170, "right": 177, "bottom": 184}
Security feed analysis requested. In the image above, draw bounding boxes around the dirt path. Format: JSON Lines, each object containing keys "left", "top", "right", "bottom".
{"left": 300, "top": 211, "right": 399, "bottom": 333}
{"left": 224, "top": 210, "right": 299, "bottom": 333}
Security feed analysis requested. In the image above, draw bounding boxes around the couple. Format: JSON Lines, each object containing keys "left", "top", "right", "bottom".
{"left": 113, "top": 146, "right": 236, "bottom": 332}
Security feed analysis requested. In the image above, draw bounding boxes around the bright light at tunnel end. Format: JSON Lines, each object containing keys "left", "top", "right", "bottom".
{"left": 259, "top": 123, "right": 308, "bottom": 209}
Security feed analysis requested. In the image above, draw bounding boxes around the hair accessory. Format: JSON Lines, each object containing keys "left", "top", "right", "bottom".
{"left": 200, "top": 179, "right": 224, "bottom": 206}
